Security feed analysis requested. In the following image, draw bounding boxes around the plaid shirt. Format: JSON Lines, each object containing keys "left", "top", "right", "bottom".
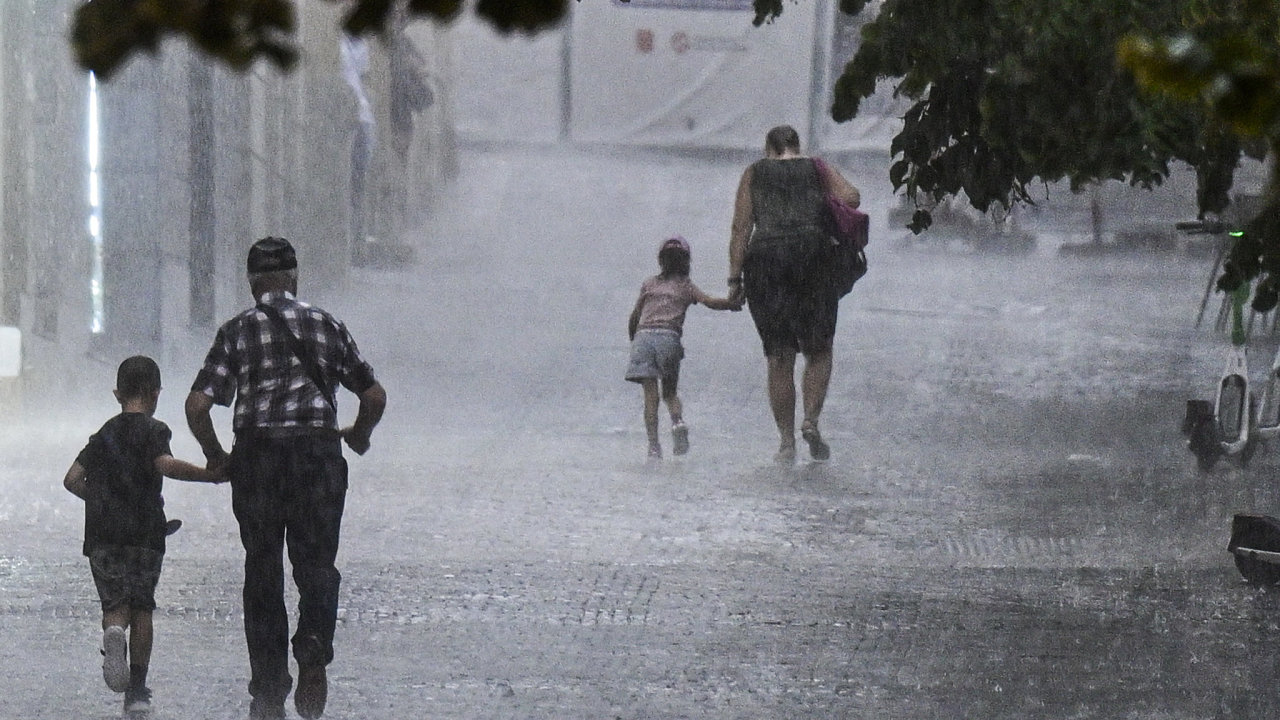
{"left": 191, "top": 291, "right": 377, "bottom": 431}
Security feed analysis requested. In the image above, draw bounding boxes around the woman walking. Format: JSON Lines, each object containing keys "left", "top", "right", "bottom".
{"left": 727, "top": 125, "right": 861, "bottom": 462}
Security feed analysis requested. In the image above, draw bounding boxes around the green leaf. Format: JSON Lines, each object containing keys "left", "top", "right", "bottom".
{"left": 407, "top": 0, "right": 465, "bottom": 23}
{"left": 889, "top": 160, "right": 910, "bottom": 190}
{"left": 908, "top": 210, "right": 933, "bottom": 234}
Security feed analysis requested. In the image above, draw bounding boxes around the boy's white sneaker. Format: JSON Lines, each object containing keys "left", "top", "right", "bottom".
{"left": 102, "top": 625, "right": 129, "bottom": 692}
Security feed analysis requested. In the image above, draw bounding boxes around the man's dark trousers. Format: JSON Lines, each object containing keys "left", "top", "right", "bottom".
{"left": 230, "top": 431, "right": 347, "bottom": 706}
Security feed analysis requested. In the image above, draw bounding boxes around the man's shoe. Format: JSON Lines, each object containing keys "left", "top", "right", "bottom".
{"left": 102, "top": 626, "right": 129, "bottom": 692}
{"left": 248, "top": 697, "right": 286, "bottom": 720}
{"left": 124, "top": 685, "right": 152, "bottom": 716}
{"left": 295, "top": 664, "right": 328, "bottom": 719}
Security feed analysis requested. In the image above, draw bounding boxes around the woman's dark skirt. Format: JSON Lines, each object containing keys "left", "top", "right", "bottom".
{"left": 743, "top": 232, "right": 839, "bottom": 356}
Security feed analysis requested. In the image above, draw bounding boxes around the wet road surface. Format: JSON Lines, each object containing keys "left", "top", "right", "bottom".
{"left": 4, "top": 145, "right": 1279, "bottom": 719}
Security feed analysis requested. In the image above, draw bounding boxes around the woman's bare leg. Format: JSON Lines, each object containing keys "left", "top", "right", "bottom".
{"left": 801, "top": 349, "right": 833, "bottom": 427}
{"left": 767, "top": 349, "right": 798, "bottom": 455}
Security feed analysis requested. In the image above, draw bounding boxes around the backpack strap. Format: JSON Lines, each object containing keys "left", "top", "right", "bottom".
{"left": 256, "top": 303, "right": 336, "bottom": 409}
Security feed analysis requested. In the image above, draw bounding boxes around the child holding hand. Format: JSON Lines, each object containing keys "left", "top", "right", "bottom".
{"left": 626, "top": 236, "right": 741, "bottom": 458}
{"left": 63, "top": 355, "right": 226, "bottom": 717}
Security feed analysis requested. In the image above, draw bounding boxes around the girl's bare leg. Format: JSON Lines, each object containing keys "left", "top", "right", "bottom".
{"left": 661, "top": 376, "right": 683, "bottom": 424}
{"left": 642, "top": 379, "right": 661, "bottom": 455}
{"left": 662, "top": 376, "right": 687, "bottom": 454}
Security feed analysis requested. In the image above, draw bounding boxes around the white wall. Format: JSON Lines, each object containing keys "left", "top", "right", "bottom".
{"left": 450, "top": 13, "right": 567, "bottom": 144}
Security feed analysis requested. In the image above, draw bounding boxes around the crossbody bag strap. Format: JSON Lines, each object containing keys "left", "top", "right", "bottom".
{"left": 256, "top": 303, "right": 336, "bottom": 409}
{"left": 812, "top": 157, "right": 832, "bottom": 194}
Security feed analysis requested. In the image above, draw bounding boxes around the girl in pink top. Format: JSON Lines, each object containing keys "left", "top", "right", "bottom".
{"left": 626, "top": 236, "right": 740, "bottom": 458}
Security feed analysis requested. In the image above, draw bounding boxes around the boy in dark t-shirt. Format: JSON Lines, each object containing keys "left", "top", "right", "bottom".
{"left": 62, "top": 356, "right": 226, "bottom": 717}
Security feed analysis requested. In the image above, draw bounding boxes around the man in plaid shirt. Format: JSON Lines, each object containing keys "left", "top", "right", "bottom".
{"left": 185, "top": 237, "right": 386, "bottom": 720}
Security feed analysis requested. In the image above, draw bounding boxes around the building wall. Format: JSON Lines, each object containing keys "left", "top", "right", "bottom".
{"left": 0, "top": 6, "right": 457, "bottom": 404}
{"left": 0, "top": 0, "right": 95, "bottom": 405}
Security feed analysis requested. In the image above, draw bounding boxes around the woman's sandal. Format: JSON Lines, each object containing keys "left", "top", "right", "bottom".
{"left": 800, "top": 422, "right": 830, "bottom": 461}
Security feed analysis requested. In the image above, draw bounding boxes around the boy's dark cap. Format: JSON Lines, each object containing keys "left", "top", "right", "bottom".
{"left": 247, "top": 236, "right": 297, "bottom": 273}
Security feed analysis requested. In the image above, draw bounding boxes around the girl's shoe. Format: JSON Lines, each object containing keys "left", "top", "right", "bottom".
{"left": 671, "top": 422, "right": 689, "bottom": 455}
{"left": 800, "top": 422, "right": 830, "bottom": 461}
{"left": 647, "top": 441, "right": 662, "bottom": 459}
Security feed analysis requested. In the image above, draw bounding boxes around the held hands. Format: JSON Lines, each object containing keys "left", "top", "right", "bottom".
{"left": 202, "top": 466, "right": 231, "bottom": 484}
{"left": 727, "top": 277, "right": 746, "bottom": 309}
{"left": 204, "top": 448, "right": 231, "bottom": 480}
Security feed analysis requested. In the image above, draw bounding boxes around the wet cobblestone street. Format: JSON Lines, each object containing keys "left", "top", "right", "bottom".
{"left": 4, "top": 146, "right": 1279, "bottom": 719}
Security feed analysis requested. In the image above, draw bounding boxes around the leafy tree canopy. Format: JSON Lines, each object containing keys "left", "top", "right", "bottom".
{"left": 72, "top": 0, "right": 788, "bottom": 80}
{"left": 73, "top": 1, "right": 1279, "bottom": 301}
{"left": 826, "top": 0, "right": 1243, "bottom": 234}
{"left": 72, "top": 0, "right": 562, "bottom": 78}
{"left": 1120, "top": 0, "right": 1280, "bottom": 310}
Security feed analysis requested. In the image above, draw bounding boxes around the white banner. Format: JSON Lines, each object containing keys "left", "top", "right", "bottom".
{"left": 569, "top": 0, "right": 819, "bottom": 148}
{"left": 813, "top": 1, "right": 907, "bottom": 153}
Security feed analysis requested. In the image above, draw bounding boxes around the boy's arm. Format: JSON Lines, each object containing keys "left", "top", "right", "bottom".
{"left": 155, "top": 454, "right": 226, "bottom": 484}
{"left": 63, "top": 462, "right": 88, "bottom": 500}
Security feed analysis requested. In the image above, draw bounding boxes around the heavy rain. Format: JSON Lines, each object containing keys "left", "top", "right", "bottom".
{"left": 3, "top": 1, "right": 1280, "bottom": 718}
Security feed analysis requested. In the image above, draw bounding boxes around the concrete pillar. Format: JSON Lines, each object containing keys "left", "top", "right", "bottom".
{"left": 0, "top": 5, "right": 458, "bottom": 402}
{"left": 0, "top": 5, "right": 6, "bottom": 325}
{"left": 0, "top": 1, "right": 92, "bottom": 405}
{"left": 0, "top": 2, "right": 30, "bottom": 329}
{"left": 96, "top": 52, "right": 174, "bottom": 358}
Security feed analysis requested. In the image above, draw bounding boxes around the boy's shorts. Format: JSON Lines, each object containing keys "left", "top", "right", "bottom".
{"left": 625, "top": 328, "right": 684, "bottom": 383}
{"left": 89, "top": 545, "right": 163, "bottom": 612}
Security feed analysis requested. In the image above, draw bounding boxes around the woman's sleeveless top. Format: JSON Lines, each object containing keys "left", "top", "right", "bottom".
{"left": 749, "top": 158, "right": 826, "bottom": 244}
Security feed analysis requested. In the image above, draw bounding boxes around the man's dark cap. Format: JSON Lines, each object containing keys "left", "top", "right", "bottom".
{"left": 247, "top": 236, "right": 297, "bottom": 273}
